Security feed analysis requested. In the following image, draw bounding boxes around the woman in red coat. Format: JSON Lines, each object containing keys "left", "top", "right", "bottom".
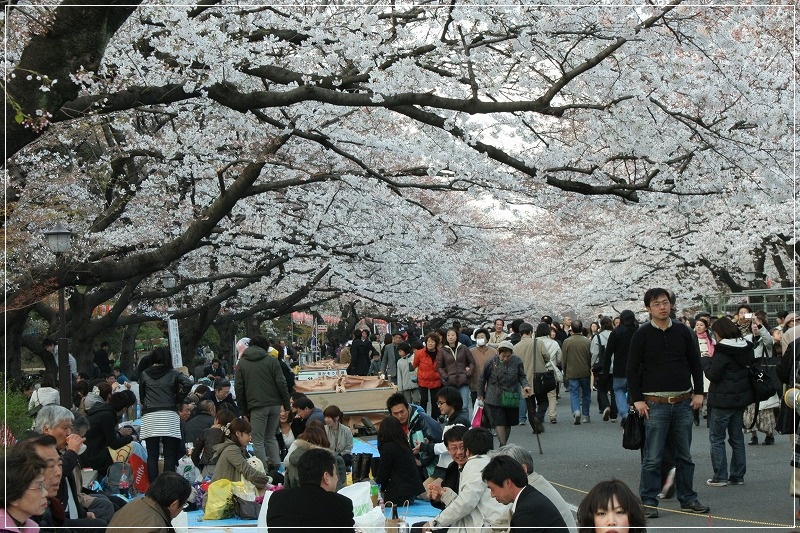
{"left": 414, "top": 333, "right": 444, "bottom": 419}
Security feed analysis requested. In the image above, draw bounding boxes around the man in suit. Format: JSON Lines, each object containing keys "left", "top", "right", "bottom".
{"left": 266, "top": 447, "right": 354, "bottom": 532}
{"left": 482, "top": 454, "right": 568, "bottom": 530}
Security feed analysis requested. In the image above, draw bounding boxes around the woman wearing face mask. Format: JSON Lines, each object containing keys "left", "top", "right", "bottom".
{"left": 469, "top": 329, "right": 497, "bottom": 405}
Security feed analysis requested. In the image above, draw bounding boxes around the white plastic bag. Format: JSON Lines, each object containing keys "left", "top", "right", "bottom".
{"left": 353, "top": 506, "right": 385, "bottom": 533}
{"left": 546, "top": 360, "right": 564, "bottom": 382}
{"left": 177, "top": 456, "right": 201, "bottom": 484}
{"left": 338, "top": 481, "right": 372, "bottom": 517}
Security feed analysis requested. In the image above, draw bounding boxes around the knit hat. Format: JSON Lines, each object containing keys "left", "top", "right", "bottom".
{"left": 497, "top": 341, "right": 514, "bottom": 353}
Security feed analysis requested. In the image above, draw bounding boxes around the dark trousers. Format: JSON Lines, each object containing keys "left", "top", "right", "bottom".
{"left": 419, "top": 386, "right": 441, "bottom": 419}
{"left": 594, "top": 370, "right": 618, "bottom": 419}
{"left": 145, "top": 435, "right": 182, "bottom": 484}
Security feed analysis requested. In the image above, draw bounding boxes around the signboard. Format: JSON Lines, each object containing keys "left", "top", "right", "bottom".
{"left": 317, "top": 325, "right": 328, "bottom": 333}
{"left": 167, "top": 312, "right": 183, "bottom": 368}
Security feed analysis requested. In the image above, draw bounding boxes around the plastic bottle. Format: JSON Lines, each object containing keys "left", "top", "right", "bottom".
{"left": 136, "top": 404, "right": 141, "bottom": 419}
{"left": 118, "top": 470, "right": 130, "bottom": 498}
{"left": 377, "top": 486, "right": 385, "bottom": 512}
{"left": 369, "top": 479, "right": 379, "bottom": 507}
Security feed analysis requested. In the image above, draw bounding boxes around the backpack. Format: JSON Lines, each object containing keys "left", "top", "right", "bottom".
{"left": 104, "top": 461, "right": 138, "bottom": 498}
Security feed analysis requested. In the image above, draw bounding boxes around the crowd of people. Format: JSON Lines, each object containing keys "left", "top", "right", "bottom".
{"left": 4, "top": 287, "right": 799, "bottom": 531}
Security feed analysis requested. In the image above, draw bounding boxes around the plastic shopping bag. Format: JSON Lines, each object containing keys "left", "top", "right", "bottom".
{"left": 471, "top": 399, "right": 483, "bottom": 429}
{"left": 202, "top": 479, "right": 234, "bottom": 520}
{"left": 178, "top": 455, "right": 201, "bottom": 484}
{"left": 338, "top": 481, "right": 372, "bottom": 517}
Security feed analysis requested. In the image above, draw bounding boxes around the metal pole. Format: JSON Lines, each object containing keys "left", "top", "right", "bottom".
{"left": 57, "top": 283, "right": 71, "bottom": 408}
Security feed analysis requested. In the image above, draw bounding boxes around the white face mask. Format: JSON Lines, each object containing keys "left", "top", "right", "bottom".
{"left": 476, "top": 338, "right": 487, "bottom": 346}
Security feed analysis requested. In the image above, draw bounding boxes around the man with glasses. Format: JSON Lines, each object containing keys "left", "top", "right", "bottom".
{"left": 626, "top": 288, "right": 709, "bottom": 519}
{"left": 107, "top": 471, "right": 192, "bottom": 532}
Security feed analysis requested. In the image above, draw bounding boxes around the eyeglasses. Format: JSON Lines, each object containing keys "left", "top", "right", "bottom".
{"left": 28, "top": 481, "right": 47, "bottom": 492}
{"left": 436, "top": 401, "right": 446, "bottom": 406}
{"left": 648, "top": 300, "right": 671, "bottom": 309}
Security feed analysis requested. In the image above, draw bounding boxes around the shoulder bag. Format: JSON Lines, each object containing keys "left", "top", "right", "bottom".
{"left": 533, "top": 339, "right": 557, "bottom": 394}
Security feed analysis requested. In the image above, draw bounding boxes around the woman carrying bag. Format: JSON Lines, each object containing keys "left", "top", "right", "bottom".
{"left": 476, "top": 341, "right": 531, "bottom": 446}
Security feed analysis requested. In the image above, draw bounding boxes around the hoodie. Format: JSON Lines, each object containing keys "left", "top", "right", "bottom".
{"left": 234, "top": 346, "right": 291, "bottom": 414}
{"left": 702, "top": 338, "right": 754, "bottom": 409}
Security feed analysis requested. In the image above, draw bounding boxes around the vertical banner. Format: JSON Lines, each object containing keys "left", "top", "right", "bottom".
{"left": 311, "top": 317, "right": 318, "bottom": 362}
{"left": 168, "top": 314, "right": 183, "bottom": 368}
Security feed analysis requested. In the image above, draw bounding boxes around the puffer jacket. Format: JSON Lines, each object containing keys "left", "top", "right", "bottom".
{"left": 702, "top": 338, "right": 754, "bottom": 409}
{"left": 139, "top": 365, "right": 193, "bottom": 414}
{"left": 414, "top": 347, "right": 442, "bottom": 389}
{"left": 284, "top": 439, "right": 325, "bottom": 488}
{"left": 437, "top": 344, "right": 475, "bottom": 388}
{"left": 234, "top": 345, "right": 291, "bottom": 414}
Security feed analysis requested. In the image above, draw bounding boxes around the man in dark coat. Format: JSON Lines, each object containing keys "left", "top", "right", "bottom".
{"left": 482, "top": 455, "right": 567, "bottom": 529}
{"left": 348, "top": 329, "right": 378, "bottom": 376}
{"left": 267, "top": 448, "right": 354, "bottom": 532}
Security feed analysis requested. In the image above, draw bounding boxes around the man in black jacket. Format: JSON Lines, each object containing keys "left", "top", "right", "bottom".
{"left": 267, "top": 448, "right": 354, "bottom": 532}
{"left": 201, "top": 379, "right": 240, "bottom": 416}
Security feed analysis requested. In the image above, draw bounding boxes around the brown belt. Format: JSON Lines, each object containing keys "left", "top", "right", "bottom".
{"left": 643, "top": 393, "right": 692, "bottom": 404}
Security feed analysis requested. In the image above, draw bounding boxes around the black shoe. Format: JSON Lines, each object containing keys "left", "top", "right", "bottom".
{"left": 764, "top": 435, "right": 775, "bottom": 445}
{"left": 644, "top": 509, "right": 659, "bottom": 519}
{"left": 681, "top": 501, "right": 710, "bottom": 514}
{"left": 748, "top": 436, "right": 759, "bottom": 445}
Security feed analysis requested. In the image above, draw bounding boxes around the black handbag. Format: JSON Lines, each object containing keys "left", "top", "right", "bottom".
{"left": 622, "top": 409, "right": 645, "bottom": 450}
{"left": 534, "top": 371, "right": 557, "bottom": 394}
{"left": 233, "top": 495, "right": 261, "bottom": 520}
{"left": 532, "top": 339, "right": 557, "bottom": 394}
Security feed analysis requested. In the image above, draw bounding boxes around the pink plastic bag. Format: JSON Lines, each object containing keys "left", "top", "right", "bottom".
{"left": 471, "top": 400, "right": 483, "bottom": 428}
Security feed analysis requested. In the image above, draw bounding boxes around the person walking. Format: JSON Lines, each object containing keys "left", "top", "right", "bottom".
{"left": 235, "top": 335, "right": 292, "bottom": 469}
{"left": 626, "top": 288, "right": 709, "bottom": 518}
{"left": 561, "top": 320, "right": 592, "bottom": 425}
{"left": 476, "top": 341, "right": 531, "bottom": 447}
{"left": 603, "top": 310, "right": 638, "bottom": 423}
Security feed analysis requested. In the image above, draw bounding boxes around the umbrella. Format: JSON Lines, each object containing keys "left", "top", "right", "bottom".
{"left": 525, "top": 395, "right": 544, "bottom": 454}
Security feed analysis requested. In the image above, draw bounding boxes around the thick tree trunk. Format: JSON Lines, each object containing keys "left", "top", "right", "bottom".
{"left": 3, "top": 308, "right": 34, "bottom": 380}
{"left": 120, "top": 323, "right": 141, "bottom": 376}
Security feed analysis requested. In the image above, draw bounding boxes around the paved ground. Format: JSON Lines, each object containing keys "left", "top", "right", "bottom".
{"left": 502, "top": 391, "right": 797, "bottom": 531}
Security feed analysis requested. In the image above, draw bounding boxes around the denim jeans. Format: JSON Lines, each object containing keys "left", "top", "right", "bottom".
{"left": 709, "top": 406, "right": 746, "bottom": 482}
{"left": 613, "top": 377, "right": 630, "bottom": 420}
{"left": 458, "top": 385, "right": 472, "bottom": 419}
{"left": 569, "top": 378, "right": 591, "bottom": 416}
{"left": 249, "top": 404, "right": 281, "bottom": 467}
{"left": 518, "top": 385, "right": 527, "bottom": 422}
{"left": 639, "top": 399, "right": 697, "bottom": 506}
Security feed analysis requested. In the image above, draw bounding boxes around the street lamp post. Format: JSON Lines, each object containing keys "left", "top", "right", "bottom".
{"left": 43, "top": 223, "right": 73, "bottom": 408}
{"left": 161, "top": 273, "right": 183, "bottom": 369}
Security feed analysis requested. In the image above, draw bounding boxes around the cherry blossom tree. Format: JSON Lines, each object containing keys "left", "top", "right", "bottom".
{"left": 3, "top": 1, "right": 795, "bottom": 377}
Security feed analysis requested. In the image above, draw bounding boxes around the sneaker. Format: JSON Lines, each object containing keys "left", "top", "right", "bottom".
{"left": 581, "top": 416, "right": 590, "bottom": 423}
{"left": 748, "top": 435, "right": 759, "bottom": 445}
{"left": 602, "top": 407, "right": 611, "bottom": 421}
{"left": 574, "top": 411, "right": 581, "bottom": 425}
{"left": 610, "top": 418, "right": 618, "bottom": 423}
{"left": 550, "top": 417, "right": 557, "bottom": 424}
{"left": 644, "top": 508, "right": 659, "bottom": 519}
{"left": 727, "top": 479, "right": 744, "bottom": 485}
{"left": 706, "top": 479, "right": 728, "bottom": 487}
{"left": 764, "top": 435, "right": 775, "bottom": 445}
{"left": 681, "top": 501, "right": 710, "bottom": 514}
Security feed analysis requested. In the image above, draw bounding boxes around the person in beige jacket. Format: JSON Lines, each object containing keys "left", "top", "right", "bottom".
{"left": 421, "top": 428, "right": 509, "bottom": 533}
{"left": 513, "top": 323, "right": 551, "bottom": 426}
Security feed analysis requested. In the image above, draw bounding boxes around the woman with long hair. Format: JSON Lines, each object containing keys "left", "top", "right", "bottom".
{"left": 210, "top": 417, "right": 271, "bottom": 490}
{"left": 577, "top": 479, "right": 647, "bottom": 532}
{"left": 81, "top": 386, "right": 137, "bottom": 474}
{"left": 374, "top": 416, "right": 424, "bottom": 505}
{"left": 437, "top": 327, "right": 475, "bottom": 418}
{"left": 139, "top": 346, "right": 193, "bottom": 482}
{"left": 276, "top": 405, "right": 298, "bottom": 461}
{"left": 414, "top": 332, "right": 444, "bottom": 419}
